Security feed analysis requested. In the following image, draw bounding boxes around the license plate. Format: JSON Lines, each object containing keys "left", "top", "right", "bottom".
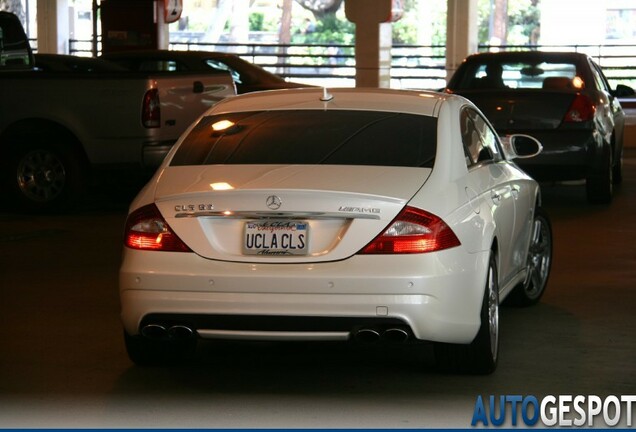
{"left": 243, "top": 220, "right": 309, "bottom": 256}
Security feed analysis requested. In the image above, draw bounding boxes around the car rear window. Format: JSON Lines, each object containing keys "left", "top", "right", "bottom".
{"left": 170, "top": 110, "right": 437, "bottom": 168}
{"left": 454, "top": 60, "right": 580, "bottom": 90}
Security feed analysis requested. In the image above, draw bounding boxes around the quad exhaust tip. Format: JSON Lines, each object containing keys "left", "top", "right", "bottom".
{"left": 355, "top": 328, "right": 381, "bottom": 343}
{"left": 141, "top": 324, "right": 194, "bottom": 340}
{"left": 354, "top": 327, "right": 410, "bottom": 343}
{"left": 383, "top": 327, "right": 409, "bottom": 343}
{"left": 141, "top": 323, "right": 409, "bottom": 343}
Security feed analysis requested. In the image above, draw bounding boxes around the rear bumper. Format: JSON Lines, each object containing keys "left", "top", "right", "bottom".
{"left": 119, "top": 248, "right": 490, "bottom": 345}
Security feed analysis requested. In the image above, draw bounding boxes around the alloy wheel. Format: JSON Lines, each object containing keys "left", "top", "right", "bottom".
{"left": 16, "top": 149, "right": 67, "bottom": 203}
{"left": 524, "top": 213, "right": 552, "bottom": 300}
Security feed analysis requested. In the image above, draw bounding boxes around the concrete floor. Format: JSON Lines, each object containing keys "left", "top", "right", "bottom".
{"left": 0, "top": 151, "right": 635, "bottom": 428}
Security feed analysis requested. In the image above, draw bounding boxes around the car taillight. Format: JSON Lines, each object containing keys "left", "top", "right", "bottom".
{"left": 142, "top": 88, "right": 160, "bottom": 128}
{"left": 124, "top": 204, "right": 191, "bottom": 252}
{"left": 358, "top": 206, "right": 460, "bottom": 254}
{"left": 563, "top": 94, "right": 595, "bottom": 123}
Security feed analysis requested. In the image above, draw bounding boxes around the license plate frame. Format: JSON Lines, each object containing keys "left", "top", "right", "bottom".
{"left": 243, "top": 220, "right": 309, "bottom": 256}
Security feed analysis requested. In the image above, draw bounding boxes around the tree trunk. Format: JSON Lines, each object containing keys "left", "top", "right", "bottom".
{"left": 278, "top": 0, "right": 293, "bottom": 76}
{"left": 229, "top": 0, "right": 251, "bottom": 43}
{"left": 492, "top": 0, "right": 508, "bottom": 44}
{"left": 204, "top": 0, "right": 233, "bottom": 44}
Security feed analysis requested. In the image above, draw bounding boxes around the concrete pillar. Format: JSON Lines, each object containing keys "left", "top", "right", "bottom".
{"left": 445, "top": 0, "right": 478, "bottom": 81}
{"left": 345, "top": 0, "right": 393, "bottom": 88}
{"left": 622, "top": 100, "right": 636, "bottom": 148}
{"left": 156, "top": 0, "right": 170, "bottom": 50}
{"left": 36, "top": 0, "right": 69, "bottom": 54}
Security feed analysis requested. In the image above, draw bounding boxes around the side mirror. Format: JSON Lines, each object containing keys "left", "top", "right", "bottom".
{"left": 0, "top": 12, "right": 34, "bottom": 70}
{"left": 614, "top": 84, "right": 635, "bottom": 98}
{"left": 500, "top": 134, "right": 543, "bottom": 160}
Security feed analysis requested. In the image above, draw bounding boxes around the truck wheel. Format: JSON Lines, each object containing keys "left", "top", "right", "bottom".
{"left": 433, "top": 253, "right": 499, "bottom": 375}
{"left": 4, "top": 137, "right": 86, "bottom": 212}
{"left": 586, "top": 144, "right": 613, "bottom": 205}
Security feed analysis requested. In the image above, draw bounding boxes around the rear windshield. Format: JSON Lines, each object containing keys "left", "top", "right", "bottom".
{"left": 170, "top": 110, "right": 437, "bottom": 168}
{"left": 454, "top": 60, "right": 580, "bottom": 90}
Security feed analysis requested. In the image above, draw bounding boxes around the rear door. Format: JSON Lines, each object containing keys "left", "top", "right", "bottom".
{"left": 460, "top": 106, "right": 530, "bottom": 287}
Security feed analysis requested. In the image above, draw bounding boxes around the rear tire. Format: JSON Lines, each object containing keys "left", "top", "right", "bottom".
{"left": 124, "top": 331, "right": 197, "bottom": 367}
{"left": 612, "top": 146, "right": 623, "bottom": 185}
{"left": 434, "top": 253, "right": 499, "bottom": 374}
{"left": 586, "top": 144, "right": 613, "bottom": 204}
{"left": 507, "top": 207, "right": 552, "bottom": 306}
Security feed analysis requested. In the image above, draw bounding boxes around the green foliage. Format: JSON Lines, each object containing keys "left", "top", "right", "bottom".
{"left": 392, "top": 1, "right": 418, "bottom": 44}
{"left": 508, "top": 0, "right": 540, "bottom": 44}
{"left": 477, "top": 0, "right": 541, "bottom": 45}
{"left": 393, "top": 19, "right": 418, "bottom": 45}
{"left": 477, "top": 0, "right": 492, "bottom": 44}
{"left": 292, "top": 13, "right": 354, "bottom": 45}
{"left": 249, "top": 12, "right": 264, "bottom": 32}
{"left": 430, "top": 1, "right": 449, "bottom": 46}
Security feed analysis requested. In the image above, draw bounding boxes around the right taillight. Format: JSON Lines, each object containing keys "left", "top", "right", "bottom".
{"left": 358, "top": 206, "right": 460, "bottom": 254}
{"left": 142, "top": 88, "right": 160, "bottom": 128}
{"left": 563, "top": 93, "right": 595, "bottom": 123}
{"left": 124, "top": 204, "right": 191, "bottom": 252}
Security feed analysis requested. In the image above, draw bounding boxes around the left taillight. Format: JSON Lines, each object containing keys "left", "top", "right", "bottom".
{"left": 358, "top": 206, "right": 460, "bottom": 254}
{"left": 124, "top": 204, "right": 191, "bottom": 252}
{"left": 142, "top": 88, "right": 160, "bottom": 128}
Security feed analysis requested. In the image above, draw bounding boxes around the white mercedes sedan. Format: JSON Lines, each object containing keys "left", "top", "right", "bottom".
{"left": 119, "top": 88, "right": 552, "bottom": 374}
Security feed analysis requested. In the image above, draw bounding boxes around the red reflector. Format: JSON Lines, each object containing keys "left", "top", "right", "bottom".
{"left": 564, "top": 94, "right": 595, "bottom": 123}
{"left": 359, "top": 207, "right": 460, "bottom": 254}
{"left": 142, "top": 88, "right": 160, "bottom": 128}
{"left": 124, "top": 204, "right": 191, "bottom": 252}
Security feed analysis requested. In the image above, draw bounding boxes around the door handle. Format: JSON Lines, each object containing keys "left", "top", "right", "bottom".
{"left": 491, "top": 186, "right": 510, "bottom": 205}
{"left": 511, "top": 185, "right": 520, "bottom": 199}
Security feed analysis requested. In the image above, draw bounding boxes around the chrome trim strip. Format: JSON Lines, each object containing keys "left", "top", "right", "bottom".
{"left": 174, "top": 211, "right": 380, "bottom": 220}
{"left": 197, "top": 329, "right": 350, "bottom": 341}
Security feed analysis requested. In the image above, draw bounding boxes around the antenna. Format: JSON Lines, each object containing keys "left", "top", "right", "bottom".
{"left": 320, "top": 87, "right": 333, "bottom": 102}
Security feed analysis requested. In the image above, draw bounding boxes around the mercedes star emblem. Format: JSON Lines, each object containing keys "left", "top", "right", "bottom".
{"left": 266, "top": 195, "right": 282, "bottom": 210}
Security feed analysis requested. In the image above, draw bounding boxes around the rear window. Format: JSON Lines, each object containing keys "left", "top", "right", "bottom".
{"left": 454, "top": 60, "right": 580, "bottom": 90}
{"left": 170, "top": 110, "right": 437, "bottom": 168}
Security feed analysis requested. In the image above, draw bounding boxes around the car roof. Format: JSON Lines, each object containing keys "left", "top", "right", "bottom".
{"left": 101, "top": 50, "right": 230, "bottom": 60}
{"left": 208, "top": 87, "right": 455, "bottom": 117}
{"left": 462, "top": 50, "right": 590, "bottom": 64}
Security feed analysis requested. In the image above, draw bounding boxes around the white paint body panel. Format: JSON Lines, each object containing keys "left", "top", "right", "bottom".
{"left": 120, "top": 88, "right": 541, "bottom": 344}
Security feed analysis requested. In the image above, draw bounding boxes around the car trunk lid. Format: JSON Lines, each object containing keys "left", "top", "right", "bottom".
{"left": 453, "top": 89, "right": 577, "bottom": 131}
{"left": 153, "top": 164, "right": 432, "bottom": 263}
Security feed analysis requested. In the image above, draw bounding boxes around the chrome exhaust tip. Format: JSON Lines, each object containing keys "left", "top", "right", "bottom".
{"left": 383, "top": 328, "right": 409, "bottom": 343}
{"left": 141, "top": 324, "right": 167, "bottom": 339}
{"left": 168, "top": 325, "right": 194, "bottom": 339}
{"left": 355, "top": 328, "right": 381, "bottom": 343}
